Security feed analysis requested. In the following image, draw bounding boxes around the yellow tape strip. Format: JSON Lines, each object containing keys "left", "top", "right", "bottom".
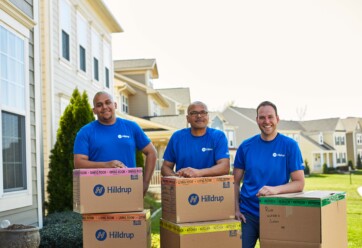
{"left": 160, "top": 220, "right": 241, "bottom": 235}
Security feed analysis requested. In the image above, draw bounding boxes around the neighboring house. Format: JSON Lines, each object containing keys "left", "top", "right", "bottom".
{"left": 114, "top": 59, "right": 169, "bottom": 117}
{"left": 40, "top": 0, "right": 122, "bottom": 202}
{"left": 222, "top": 106, "right": 349, "bottom": 173}
{"left": 0, "top": 0, "right": 42, "bottom": 226}
{"left": 157, "top": 88, "right": 191, "bottom": 115}
{"left": 341, "top": 117, "right": 362, "bottom": 167}
{"left": 299, "top": 118, "right": 347, "bottom": 171}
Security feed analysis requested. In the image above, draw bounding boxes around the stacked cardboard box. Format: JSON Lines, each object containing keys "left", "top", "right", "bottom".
{"left": 160, "top": 175, "right": 242, "bottom": 248}
{"left": 259, "top": 191, "right": 347, "bottom": 248}
{"left": 73, "top": 168, "right": 151, "bottom": 248}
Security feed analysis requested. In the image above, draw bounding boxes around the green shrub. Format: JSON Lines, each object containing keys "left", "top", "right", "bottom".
{"left": 323, "top": 163, "right": 328, "bottom": 174}
{"left": 348, "top": 160, "right": 355, "bottom": 170}
{"left": 46, "top": 89, "right": 94, "bottom": 213}
{"left": 40, "top": 211, "right": 82, "bottom": 248}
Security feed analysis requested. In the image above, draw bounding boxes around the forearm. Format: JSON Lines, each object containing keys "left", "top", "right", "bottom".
{"left": 161, "top": 165, "right": 176, "bottom": 176}
{"left": 143, "top": 154, "right": 157, "bottom": 188}
{"left": 198, "top": 159, "right": 230, "bottom": 177}
{"left": 275, "top": 180, "right": 304, "bottom": 194}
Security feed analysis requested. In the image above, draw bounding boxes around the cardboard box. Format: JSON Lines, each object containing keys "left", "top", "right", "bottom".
{"left": 82, "top": 210, "right": 151, "bottom": 248}
{"left": 73, "top": 168, "right": 143, "bottom": 214}
{"left": 260, "top": 191, "right": 347, "bottom": 248}
{"left": 160, "top": 218, "right": 242, "bottom": 248}
{"left": 161, "top": 175, "right": 235, "bottom": 223}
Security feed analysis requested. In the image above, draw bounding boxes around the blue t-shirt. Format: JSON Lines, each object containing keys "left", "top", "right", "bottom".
{"left": 73, "top": 118, "right": 151, "bottom": 167}
{"left": 234, "top": 133, "right": 304, "bottom": 217}
{"left": 163, "top": 127, "right": 230, "bottom": 171}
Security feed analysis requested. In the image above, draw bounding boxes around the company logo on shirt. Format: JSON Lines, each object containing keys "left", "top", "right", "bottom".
{"left": 202, "top": 147, "right": 213, "bottom": 152}
{"left": 118, "top": 134, "right": 130, "bottom": 139}
{"left": 272, "top": 152, "right": 286, "bottom": 157}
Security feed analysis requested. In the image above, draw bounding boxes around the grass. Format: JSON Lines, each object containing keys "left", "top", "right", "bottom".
{"left": 150, "top": 173, "right": 362, "bottom": 248}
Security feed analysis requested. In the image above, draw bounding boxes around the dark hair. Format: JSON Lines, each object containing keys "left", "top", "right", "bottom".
{"left": 256, "top": 101, "right": 278, "bottom": 116}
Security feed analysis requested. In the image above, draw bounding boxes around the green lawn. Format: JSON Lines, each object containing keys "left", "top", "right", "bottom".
{"left": 151, "top": 173, "right": 362, "bottom": 248}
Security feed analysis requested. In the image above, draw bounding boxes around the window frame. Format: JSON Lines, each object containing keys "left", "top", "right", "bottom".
{"left": 0, "top": 15, "right": 32, "bottom": 212}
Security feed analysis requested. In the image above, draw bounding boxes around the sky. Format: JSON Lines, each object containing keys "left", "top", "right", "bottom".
{"left": 103, "top": 0, "right": 362, "bottom": 121}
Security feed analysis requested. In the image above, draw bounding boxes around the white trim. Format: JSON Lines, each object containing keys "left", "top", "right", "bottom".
{"left": 0, "top": 13, "right": 32, "bottom": 211}
{"left": 33, "top": 0, "right": 43, "bottom": 227}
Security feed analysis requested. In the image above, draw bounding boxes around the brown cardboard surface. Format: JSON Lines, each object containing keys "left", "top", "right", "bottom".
{"left": 82, "top": 210, "right": 151, "bottom": 248}
{"left": 260, "top": 191, "right": 347, "bottom": 248}
{"left": 161, "top": 175, "right": 235, "bottom": 223}
{"left": 260, "top": 239, "right": 322, "bottom": 248}
{"left": 160, "top": 218, "right": 242, "bottom": 248}
{"left": 73, "top": 168, "right": 143, "bottom": 214}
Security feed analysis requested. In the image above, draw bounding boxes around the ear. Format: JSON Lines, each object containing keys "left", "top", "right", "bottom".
{"left": 114, "top": 102, "right": 117, "bottom": 109}
{"left": 92, "top": 107, "right": 96, "bottom": 114}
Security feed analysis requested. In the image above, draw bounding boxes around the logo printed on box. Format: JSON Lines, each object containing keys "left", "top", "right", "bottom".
{"left": 95, "top": 229, "right": 135, "bottom": 240}
{"left": 188, "top": 194, "right": 199, "bottom": 205}
{"left": 92, "top": 184, "right": 132, "bottom": 197}
{"left": 95, "top": 229, "right": 107, "bottom": 241}
{"left": 93, "top": 184, "right": 105, "bottom": 196}
{"left": 188, "top": 193, "right": 225, "bottom": 206}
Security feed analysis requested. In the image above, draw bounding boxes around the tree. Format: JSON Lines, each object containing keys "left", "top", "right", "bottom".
{"left": 304, "top": 159, "right": 310, "bottom": 176}
{"left": 46, "top": 89, "right": 94, "bottom": 213}
{"left": 347, "top": 160, "right": 354, "bottom": 171}
{"left": 357, "top": 154, "right": 362, "bottom": 170}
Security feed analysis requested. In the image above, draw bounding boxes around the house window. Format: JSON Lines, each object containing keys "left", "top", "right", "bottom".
{"left": 319, "top": 133, "right": 323, "bottom": 144}
{"left": 79, "top": 45, "right": 86, "bottom": 72}
{"left": 0, "top": 25, "right": 28, "bottom": 192}
{"left": 103, "top": 43, "right": 111, "bottom": 88}
{"left": 93, "top": 57, "right": 99, "bottom": 81}
{"left": 60, "top": 0, "right": 71, "bottom": 61}
{"left": 2, "top": 112, "right": 26, "bottom": 191}
{"left": 77, "top": 12, "right": 87, "bottom": 73}
{"left": 226, "top": 130, "right": 235, "bottom": 148}
{"left": 91, "top": 30, "right": 100, "bottom": 82}
{"left": 121, "top": 94, "right": 129, "bottom": 114}
{"left": 357, "top": 134, "right": 362, "bottom": 145}
{"left": 105, "top": 67, "right": 110, "bottom": 88}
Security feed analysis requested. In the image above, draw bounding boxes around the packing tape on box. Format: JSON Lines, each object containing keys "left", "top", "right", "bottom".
{"left": 259, "top": 192, "right": 346, "bottom": 207}
{"left": 161, "top": 176, "right": 234, "bottom": 186}
{"left": 160, "top": 220, "right": 241, "bottom": 235}
{"left": 83, "top": 211, "right": 150, "bottom": 222}
{"left": 73, "top": 168, "right": 142, "bottom": 177}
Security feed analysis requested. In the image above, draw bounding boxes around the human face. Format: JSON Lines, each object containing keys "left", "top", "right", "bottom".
{"left": 93, "top": 93, "right": 117, "bottom": 125}
{"left": 187, "top": 104, "right": 209, "bottom": 131}
{"left": 256, "top": 105, "right": 279, "bottom": 141}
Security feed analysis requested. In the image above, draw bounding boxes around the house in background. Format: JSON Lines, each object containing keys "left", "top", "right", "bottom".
{"left": 40, "top": 0, "right": 122, "bottom": 202}
{"left": 341, "top": 117, "right": 362, "bottom": 166}
{"left": 114, "top": 59, "right": 169, "bottom": 118}
{"left": 0, "top": 0, "right": 42, "bottom": 226}
{"left": 299, "top": 118, "right": 347, "bottom": 172}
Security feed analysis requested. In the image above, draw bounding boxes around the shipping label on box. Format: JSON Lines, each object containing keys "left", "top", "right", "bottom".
{"left": 161, "top": 175, "right": 235, "bottom": 223}
{"left": 73, "top": 168, "right": 143, "bottom": 214}
{"left": 260, "top": 191, "right": 347, "bottom": 248}
{"left": 82, "top": 210, "right": 151, "bottom": 248}
{"left": 160, "top": 218, "right": 241, "bottom": 248}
